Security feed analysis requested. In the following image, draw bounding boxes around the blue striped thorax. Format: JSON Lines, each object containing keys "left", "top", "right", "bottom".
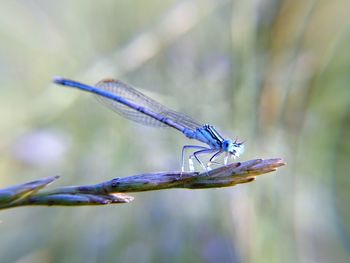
{"left": 194, "top": 124, "right": 244, "bottom": 157}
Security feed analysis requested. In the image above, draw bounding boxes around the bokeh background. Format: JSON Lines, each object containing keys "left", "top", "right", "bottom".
{"left": 1, "top": 0, "right": 349, "bottom": 262}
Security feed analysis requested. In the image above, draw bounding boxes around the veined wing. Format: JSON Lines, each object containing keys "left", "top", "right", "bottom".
{"left": 95, "top": 79, "right": 203, "bottom": 131}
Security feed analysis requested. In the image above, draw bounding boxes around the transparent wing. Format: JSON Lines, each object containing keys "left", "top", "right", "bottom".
{"left": 95, "top": 79, "right": 203, "bottom": 130}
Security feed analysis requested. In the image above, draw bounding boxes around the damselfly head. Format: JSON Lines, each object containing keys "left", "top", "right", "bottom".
{"left": 222, "top": 139, "right": 245, "bottom": 157}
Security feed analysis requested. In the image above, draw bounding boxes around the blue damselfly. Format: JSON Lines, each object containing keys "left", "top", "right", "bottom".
{"left": 53, "top": 77, "right": 244, "bottom": 171}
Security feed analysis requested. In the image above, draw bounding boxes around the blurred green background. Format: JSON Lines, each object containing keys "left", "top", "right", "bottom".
{"left": 1, "top": 0, "right": 349, "bottom": 262}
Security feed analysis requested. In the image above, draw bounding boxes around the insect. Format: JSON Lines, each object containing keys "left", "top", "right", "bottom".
{"left": 53, "top": 77, "right": 244, "bottom": 171}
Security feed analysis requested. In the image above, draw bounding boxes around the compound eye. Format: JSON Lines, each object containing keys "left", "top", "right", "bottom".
{"left": 222, "top": 140, "right": 232, "bottom": 151}
{"left": 223, "top": 141, "right": 229, "bottom": 148}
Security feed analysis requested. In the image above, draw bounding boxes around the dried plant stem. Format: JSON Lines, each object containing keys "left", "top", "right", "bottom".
{"left": 0, "top": 158, "right": 285, "bottom": 210}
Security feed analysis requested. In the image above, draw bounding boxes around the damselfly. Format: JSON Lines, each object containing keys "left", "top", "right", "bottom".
{"left": 53, "top": 77, "right": 244, "bottom": 171}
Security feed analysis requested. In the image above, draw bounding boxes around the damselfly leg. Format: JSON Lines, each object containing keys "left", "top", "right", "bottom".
{"left": 181, "top": 145, "right": 208, "bottom": 172}
{"left": 224, "top": 152, "right": 229, "bottom": 165}
{"left": 207, "top": 151, "right": 224, "bottom": 168}
{"left": 190, "top": 148, "right": 217, "bottom": 171}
